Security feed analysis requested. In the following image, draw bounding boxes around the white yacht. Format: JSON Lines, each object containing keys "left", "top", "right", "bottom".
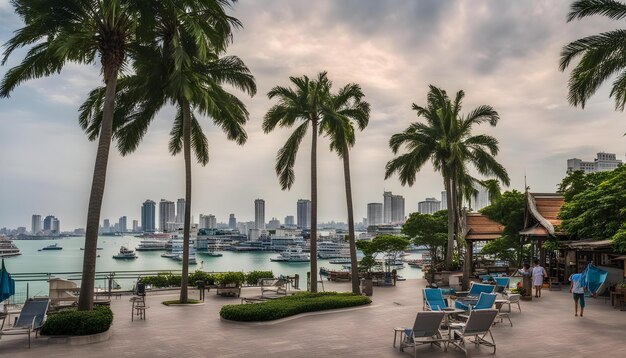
{"left": 0, "top": 236, "right": 20, "bottom": 257}
{"left": 316, "top": 241, "right": 349, "bottom": 259}
{"left": 112, "top": 246, "right": 137, "bottom": 259}
{"left": 135, "top": 239, "right": 169, "bottom": 251}
{"left": 270, "top": 246, "right": 310, "bottom": 262}
{"left": 165, "top": 238, "right": 197, "bottom": 265}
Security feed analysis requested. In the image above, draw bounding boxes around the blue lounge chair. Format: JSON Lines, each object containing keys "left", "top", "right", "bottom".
{"left": 455, "top": 282, "right": 495, "bottom": 298}
{"left": 0, "top": 298, "right": 49, "bottom": 348}
{"left": 423, "top": 288, "right": 448, "bottom": 311}
{"left": 455, "top": 292, "right": 497, "bottom": 311}
{"left": 493, "top": 277, "right": 509, "bottom": 289}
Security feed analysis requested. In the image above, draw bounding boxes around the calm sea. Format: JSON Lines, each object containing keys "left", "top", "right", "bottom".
{"left": 3, "top": 236, "right": 424, "bottom": 297}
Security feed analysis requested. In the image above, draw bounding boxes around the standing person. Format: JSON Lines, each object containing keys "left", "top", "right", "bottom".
{"left": 531, "top": 260, "right": 547, "bottom": 298}
{"left": 569, "top": 272, "right": 586, "bottom": 317}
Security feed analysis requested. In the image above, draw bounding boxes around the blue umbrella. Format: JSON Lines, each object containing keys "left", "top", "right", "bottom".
{"left": 0, "top": 258, "right": 16, "bottom": 302}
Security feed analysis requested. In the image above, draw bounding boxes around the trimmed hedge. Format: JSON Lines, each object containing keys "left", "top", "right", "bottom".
{"left": 140, "top": 270, "right": 273, "bottom": 288}
{"left": 245, "top": 270, "right": 274, "bottom": 285}
{"left": 219, "top": 292, "right": 371, "bottom": 322}
{"left": 41, "top": 306, "right": 113, "bottom": 336}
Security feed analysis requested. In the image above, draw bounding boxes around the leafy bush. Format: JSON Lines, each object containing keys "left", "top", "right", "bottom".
{"left": 218, "top": 272, "right": 245, "bottom": 286}
{"left": 41, "top": 306, "right": 113, "bottom": 336}
{"left": 189, "top": 271, "right": 219, "bottom": 286}
{"left": 219, "top": 292, "right": 371, "bottom": 322}
{"left": 245, "top": 271, "right": 274, "bottom": 285}
{"left": 162, "top": 299, "right": 202, "bottom": 305}
{"left": 139, "top": 273, "right": 181, "bottom": 288}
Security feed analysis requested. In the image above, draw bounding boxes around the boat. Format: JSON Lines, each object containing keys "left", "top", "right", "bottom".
{"left": 163, "top": 238, "right": 197, "bottom": 264}
{"left": 39, "top": 243, "right": 62, "bottom": 251}
{"left": 270, "top": 246, "right": 310, "bottom": 262}
{"left": 112, "top": 246, "right": 137, "bottom": 259}
{"left": 80, "top": 247, "right": 103, "bottom": 250}
{"left": 200, "top": 251, "right": 223, "bottom": 257}
{"left": 396, "top": 275, "right": 406, "bottom": 281}
{"left": 135, "top": 239, "right": 169, "bottom": 251}
{"left": 329, "top": 257, "right": 351, "bottom": 265}
{"left": 0, "top": 236, "right": 21, "bottom": 257}
{"left": 316, "top": 241, "right": 349, "bottom": 259}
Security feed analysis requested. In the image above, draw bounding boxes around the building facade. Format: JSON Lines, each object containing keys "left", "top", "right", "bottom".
{"left": 567, "top": 152, "right": 623, "bottom": 174}
{"left": 441, "top": 190, "right": 448, "bottom": 210}
{"left": 254, "top": 199, "right": 265, "bottom": 229}
{"left": 31, "top": 214, "right": 41, "bottom": 235}
{"left": 391, "top": 194, "right": 405, "bottom": 223}
{"left": 176, "top": 198, "right": 186, "bottom": 224}
{"left": 297, "top": 199, "right": 311, "bottom": 229}
{"left": 159, "top": 199, "right": 175, "bottom": 232}
{"left": 284, "top": 215, "right": 295, "bottom": 227}
{"left": 118, "top": 216, "right": 127, "bottom": 233}
{"left": 418, "top": 197, "right": 441, "bottom": 215}
{"left": 383, "top": 191, "right": 393, "bottom": 223}
{"left": 141, "top": 199, "right": 156, "bottom": 232}
{"left": 228, "top": 214, "right": 237, "bottom": 229}
{"left": 367, "top": 203, "right": 383, "bottom": 226}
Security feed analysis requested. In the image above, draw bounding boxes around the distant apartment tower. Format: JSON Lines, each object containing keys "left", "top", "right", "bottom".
{"left": 367, "top": 203, "right": 383, "bottom": 226}
{"left": 199, "top": 214, "right": 216, "bottom": 229}
{"left": 228, "top": 214, "right": 237, "bottom": 229}
{"left": 118, "top": 216, "right": 127, "bottom": 233}
{"left": 132, "top": 220, "right": 139, "bottom": 232}
{"left": 468, "top": 186, "right": 491, "bottom": 211}
{"left": 567, "top": 152, "right": 623, "bottom": 174}
{"left": 254, "top": 199, "right": 266, "bottom": 229}
{"left": 383, "top": 191, "right": 393, "bottom": 223}
{"left": 176, "top": 198, "right": 186, "bottom": 224}
{"left": 391, "top": 194, "right": 405, "bottom": 223}
{"left": 31, "top": 214, "right": 41, "bottom": 234}
{"left": 268, "top": 217, "right": 281, "bottom": 229}
{"left": 441, "top": 190, "right": 448, "bottom": 210}
{"left": 284, "top": 215, "right": 295, "bottom": 227}
{"left": 43, "top": 215, "right": 56, "bottom": 231}
{"left": 159, "top": 199, "right": 175, "bottom": 232}
{"left": 103, "top": 219, "right": 110, "bottom": 233}
{"left": 297, "top": 199, "right": 311, "bottom": 229}
{"left": 418, "top": 197, "right": 441, "bottom": 215}
{"left": 141, "top": 199, "right": 156, "bottom": 232}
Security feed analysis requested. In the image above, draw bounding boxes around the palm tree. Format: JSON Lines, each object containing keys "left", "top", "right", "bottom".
{"left": 320, "top": 84, "right": 370, "bottom": 294}
{"left": 385, "top": 85, "right": 509, "bottom": 270}
{"left": 263, "top": 72, "right": 333, "bottom": 292}
{"left": 560, "top": 0, "right": 626, "bottom": 120}
{"left": 78, "top": 1, "right": 255, "bottom": 303}
{"left": 0, "top": 0, "right": 155, "bottom": 310}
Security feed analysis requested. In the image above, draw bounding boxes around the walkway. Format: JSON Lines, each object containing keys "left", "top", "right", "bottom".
{"left": 1, "top": 279, "right": 625, "bottom": 357}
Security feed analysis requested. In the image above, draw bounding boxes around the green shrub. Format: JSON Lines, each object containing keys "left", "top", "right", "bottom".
{"left": 189, "top": 271, "right": 219, "bottom": 286}
{"left": 245, "top": 271, "right": 274, "bottom": 285}
{"left": 41, "top": 306, "right": 113, "bottom": 336}
{"left": 218, "top": 272, "right": 245, "bottom": 286}
{"left": 219, "top": 292, "right": 371, "bottom": 322}
{"left": 162, "top": 299, "right": 202, "bottom": 305}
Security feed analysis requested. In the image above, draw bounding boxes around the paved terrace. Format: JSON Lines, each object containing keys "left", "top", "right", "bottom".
{"left": 1, "top": 279, "right": 625, "bottom": 358}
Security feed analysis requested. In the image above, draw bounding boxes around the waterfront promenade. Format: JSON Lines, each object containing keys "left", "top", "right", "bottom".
{"left": 1, "top": 279, "right": 625, "bottom": 357}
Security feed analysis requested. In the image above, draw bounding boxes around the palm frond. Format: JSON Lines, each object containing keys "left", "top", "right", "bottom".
{"left": 275, "top": 121, "right": 309, "bottom": 190}
{"left": 567, "top": 0, "right": 626, "bottom": 22}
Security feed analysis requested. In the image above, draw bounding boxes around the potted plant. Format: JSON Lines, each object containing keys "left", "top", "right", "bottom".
{"left": 216, "top": 272, "right": 245, "bottom": 297}
{"left": 616, "top": 282, "right": 626, "bottom": 294}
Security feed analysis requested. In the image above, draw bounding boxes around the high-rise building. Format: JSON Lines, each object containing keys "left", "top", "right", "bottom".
{"left": 118, "top": 216, "right": 127, "bottom": 233}
{"left": 383, "top": 191, "right": 393, "bottom": 223}
{"left": 284, "top": 215, "right": 295, "bottom": 226}
{"left": 464, "top": 186, "right": 492, "bottom": 211}
{"left": 43, "top": 215, "right": 56, "bottom": 231}
{"left": 132, "top": 220, "right": 139, "bottom": 232}
{"left": 297, "top": 199, "right": 311, "bottom": 229}
{"left": 141, "top": 199, "right": 156, "bottom": 232}
{"left": 176, "top": 198, "right": 186, "bottom": 224}
{"left": 159, "top": 199, "right": 175, "bottom": 232}
{"left": 103, "top": 219, "right": 110, "bottom": 233}
{"left": 418, "top": 197, "right": 441, "bottom": 215}
{"left": 441, "top": 190, "right": 448, "bottom": 210}
{"left": 255, "top": 199, "right": 265, "bottom": 229}
{"left": 268, "top": 217, "right": 281, "bottom": 229}
{"left": 31, "top": 214, "right": 41, "bottom": 235}
{"left": 367, "top": 203, "right": 383, "bottom": 226}
{"left": 567, "top": 152, "right": 623, "bottom": 174}
{"left": 51, "top": 218, "right": 60, "bottom": 233}
{"left": 391, "top": 194, "right": 405, "bottom": 223}
{"left": 199, "top": 214, "right": 217, "bottom": 229}
{"left": 228, "top": 214, "right": 237, "bottom": 229}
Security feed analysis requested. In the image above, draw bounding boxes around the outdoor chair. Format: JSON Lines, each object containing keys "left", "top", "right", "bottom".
{"left": 0, "top": 298, "right": 50, "bottom": 348}
{"left": 455, "top": 292, "right": 497, "bottom": 312}
{"left": 260, "top": 278, "right": 288, "bottom": 298}
{"left": 399, "top": 311, "right": 447, "bottom": 358}
{"left": 455, "top": 282, "right": 495, "bottom": 298}
{"left": 502, "top": 294, "right": 521, "bottom": 313}
{"left": 423, "top": 288, "right": 448, "bottom": 311}
{"left": 449, "top": 309, "right": 498, "bottom": 356}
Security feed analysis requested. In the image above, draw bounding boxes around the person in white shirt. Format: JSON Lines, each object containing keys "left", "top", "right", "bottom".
{"left": 531, "top": 259, "right": 547, "bottom": 298}
{"left": 569, "top": 272, "right": 586, "bottom": 317}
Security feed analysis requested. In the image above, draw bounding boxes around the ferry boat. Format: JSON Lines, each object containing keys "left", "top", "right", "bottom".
{"left": 329, "top": 257, "right": 352, "bottom": 265}
{"left": 164, "top": 238, "right": 197, "bottom": 265}
{"left": 270, "top": 246, "right": 310, "bottom": 262}
{"left": 39, "top": 243, "right": 62, "bottom": 251}
{"left": 317, "top": 241, "right": 349, "bottom": 259}
{"left": 200, "top": 250, "right": 223, "bottom": 257}
{"left": 135, "top": 239, "right": 169, "bottom": 251}
{"left": 0, "top": 236, "right": 21, "bottom": 257}
{"left": 112, "top": 246, "right": 137, "bottom": 259}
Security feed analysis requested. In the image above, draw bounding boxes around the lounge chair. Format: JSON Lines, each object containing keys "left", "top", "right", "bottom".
{"left": 455, "top": 292, "right": 497, "bottom": 311}
{"left": 0, "top": 298, "right": 50, "bottom": 348}
{"left": 493, "top": 277, "right": 510, "bottom": 296}
{"left": 399, "top": 311, "right": 447, "bottom": 358}
{"left": 260, "top": 278, "right": 288, "bottom": 297}
{"left": 455, "top": 282, "right": 495, "bottom": 298}
{"left": 423, "top": 288, "right": 448, "bottom": 311}
{"left": 449, "top": 309, "right": 499, "bottom": 356}
{"left": 502, "top": 293, "right": 521, "bottom": 313}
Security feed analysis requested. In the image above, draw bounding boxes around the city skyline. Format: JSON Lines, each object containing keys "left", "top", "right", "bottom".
{"left": 3, "top": 1, "right": 626, "bottom": 229}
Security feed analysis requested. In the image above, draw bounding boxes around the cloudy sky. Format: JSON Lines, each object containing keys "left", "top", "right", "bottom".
{"left": 1, "top": 0, "right": 625, "bottom": 230}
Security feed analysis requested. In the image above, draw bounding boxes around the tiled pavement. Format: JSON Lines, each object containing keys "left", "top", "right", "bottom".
{"left": 1, "top": 279, "right": 625, "bottom": 357}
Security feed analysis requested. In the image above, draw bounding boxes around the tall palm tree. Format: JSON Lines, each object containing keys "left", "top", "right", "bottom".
{"left": 263, "top": 72, "right": 332, "bottom": 292}
{"left": 320, "top": 83, "right": 370, "bottom": 294}
{"left": 0, "top": 0, "right": 154, "bottom": 310}
{"left": 385, "top": 85, "right": 509, "bottom": 270}
{"left": 560, "top": 0, "right": 626, "bottom": 120}
{"left": 78, "top": 1, "right": 255, "bottom": 303}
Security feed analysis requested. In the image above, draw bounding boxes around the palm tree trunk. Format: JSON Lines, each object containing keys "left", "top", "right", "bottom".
{"left": 341, "top": 142, "right": 359, "bottom": 294}
{"left": 179, "top": 99, "right": 192, "bottom": 303}
{"left": 444, "top": 177, "right": 455, "bottom": 271}
{"left": 310, "top": 118, "right": 318, "bottom": 293}
{"left": 78, "top": 66, "right": 118, "bottom": 311}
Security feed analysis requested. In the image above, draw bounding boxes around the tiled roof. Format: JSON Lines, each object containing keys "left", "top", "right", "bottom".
{"left": 526, "top": 193, "right": 565, "bottom": 236}
{"left": 464, "top": 213, "right": 504, "bottom": 241}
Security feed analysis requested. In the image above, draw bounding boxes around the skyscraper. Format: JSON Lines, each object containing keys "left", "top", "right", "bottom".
{"left": 118, "top": 216, "right": 127, "bottom": 233}
{"left": 31, "top": 214, "right": 41, "bottom": 235}
{"left": 51, "top": 218, "right": 60, "bottom": 234}
{"left": 391, "top": 194, "right": 405, "bottom": 223}
{"left": 567, "top": 152, "right": 623, "bottom": 174}
{"left": 43, "top": 215, "right": 56, "bottom": 231}
{"left": 255, "top": 199, "right": 265, "bottom": 229}
{"left": 367, "top": 203, "right": 383, "bottom": 226}
{"left": 383, "top": 191, "right": 393, "bottom": 223}
{"left": 159, "top": 199, "right": 175, "bottom": 232}
{"left": 284, "top": 215, "right": 295, "bottom": 226}
{"left": 268, "top": 217, "right": 280, "bottom": 229}
{"left": 441, "top": 190, "right": 448, "bottom": 210}
{"left": 176, "top": 198, "right": 186, "bottom": 224}
{"left": 141, "top": 199, "right": 156, "bottom": 232}
{"left": 132, "top": 220, "right": 139, "bottom": 232}
{"left": 103, "top": 219, "right": 110, "bottom": 233}
{"left": 228, "top": 214, "right": 237, "bottom": 229}
{"left": 418, "top": 197, "right": 441, "bottom": 214}
{"left": 297, "top": 199, "right": 311, "bottom": 229}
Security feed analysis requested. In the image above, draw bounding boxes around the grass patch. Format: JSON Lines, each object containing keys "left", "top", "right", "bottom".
{"left": 162, "top": 299, "right": 202, "bottom": 305}
{"left": 219, "top": 292, "right": 371, "bottom": 322}
{"left": 41, "top": 306, "right": 113, "bottom": 336}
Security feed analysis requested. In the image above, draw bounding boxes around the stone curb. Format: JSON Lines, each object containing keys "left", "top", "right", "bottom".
{"left": 46, "top": 329, "right": 111, "bottom": 345}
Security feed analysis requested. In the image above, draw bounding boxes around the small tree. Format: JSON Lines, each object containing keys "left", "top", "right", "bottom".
{"left": 402, "top": 210, "right": 448, "bottom": 268}
{"left": 356, "top": 235, "right": 410, "bottom": 275}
